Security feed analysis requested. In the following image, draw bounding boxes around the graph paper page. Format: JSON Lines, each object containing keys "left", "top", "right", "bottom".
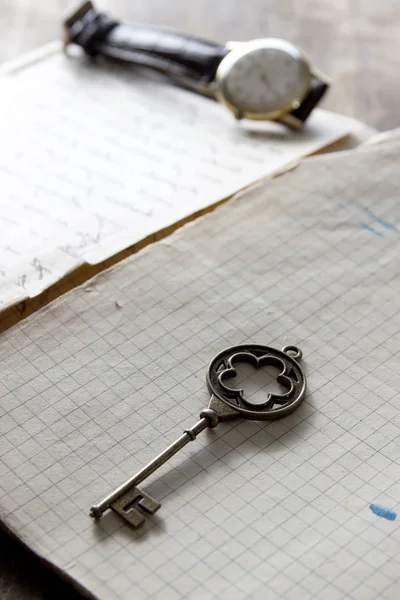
{"left": 0, "top": 141, "right": 399, "bottom": 600}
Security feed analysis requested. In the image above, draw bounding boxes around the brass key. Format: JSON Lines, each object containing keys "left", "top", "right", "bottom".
{"left": 90, "top": 343, "right": 306, "bottom": 528}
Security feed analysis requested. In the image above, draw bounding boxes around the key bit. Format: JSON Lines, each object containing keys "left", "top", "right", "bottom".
{"left": 90, "top": 343, "right": 306, "bottom": 528}
{"left": 111, "top": 486, "right": 161, "bottom": 528}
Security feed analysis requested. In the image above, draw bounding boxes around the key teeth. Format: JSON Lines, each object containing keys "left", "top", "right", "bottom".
{"left": 139, "top": 495, "right": 161, "bottom": 515}
{"left": 124, "top": 506, "right": 146, "bottom": 528}
{"left": 109, "top": 486, "right": 161, "bottom": 528}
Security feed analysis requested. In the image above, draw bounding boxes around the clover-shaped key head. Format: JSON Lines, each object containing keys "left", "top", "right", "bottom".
{"left": 206, "top": 344, "right": 306, "bottom": 421}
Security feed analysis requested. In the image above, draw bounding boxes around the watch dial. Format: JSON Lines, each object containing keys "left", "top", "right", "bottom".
{"left": 221, "top": 40, "right": 309, "bottom": 115}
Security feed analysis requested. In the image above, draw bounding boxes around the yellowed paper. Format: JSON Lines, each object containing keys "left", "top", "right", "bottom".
{"left": 0, "top": 42, "right": 359, "bottom": 308}
{"left": 0, "top": 139, "right": 399, "bottom": 600}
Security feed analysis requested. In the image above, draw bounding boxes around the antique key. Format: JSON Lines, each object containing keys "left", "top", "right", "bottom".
{"left": 90, "top": 343, "right": 306, "bottom": 528}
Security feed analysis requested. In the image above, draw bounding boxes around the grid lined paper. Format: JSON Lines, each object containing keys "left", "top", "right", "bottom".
{"left": 1, "top": 141, "right": 400, "bottom": 600}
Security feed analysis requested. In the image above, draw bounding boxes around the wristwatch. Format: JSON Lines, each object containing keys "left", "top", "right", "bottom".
{"left": 63, "top": 2, "right": 330, "bottom": 128}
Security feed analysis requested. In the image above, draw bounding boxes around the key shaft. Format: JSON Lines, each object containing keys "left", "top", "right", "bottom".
{"left": 90, "top": 416, "right": 211, "bottom": 519}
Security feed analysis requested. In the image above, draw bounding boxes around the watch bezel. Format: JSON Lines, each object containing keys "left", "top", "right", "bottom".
{"left": 214, "top": 38, "right": 312, "bottom": 121}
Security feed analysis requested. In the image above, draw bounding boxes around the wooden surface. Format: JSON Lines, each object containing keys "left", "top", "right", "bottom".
{"left": 1, "top": 1, "right": 399, "bottom": 599}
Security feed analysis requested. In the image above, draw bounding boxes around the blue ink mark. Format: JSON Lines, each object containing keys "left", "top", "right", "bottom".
{"left": 361, "top": 223, "right": 383, "bottom": 237}
{"left": 370, "top": 504, "right": 397, "bottom": 521}
{"left": 362, "top": 207, "right": 397, "bottom": 231}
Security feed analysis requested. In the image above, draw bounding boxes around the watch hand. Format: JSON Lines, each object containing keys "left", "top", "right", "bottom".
{"left": 258, "top": 68, "right": 276, "bottom": 93}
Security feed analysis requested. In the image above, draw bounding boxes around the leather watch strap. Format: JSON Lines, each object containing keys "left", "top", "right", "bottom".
{"left": 65, "top": 2, "right": 328, "bottom": 124}
{"left": 65, "top": 2, "right": 229, "bottom": 83}
{"left": 291, "top": 78, "right": 329, "bottom": 123}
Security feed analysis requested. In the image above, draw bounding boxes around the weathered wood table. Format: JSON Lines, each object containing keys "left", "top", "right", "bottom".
{"left": 1, "top": 1, "right": 399, "bottom": 598}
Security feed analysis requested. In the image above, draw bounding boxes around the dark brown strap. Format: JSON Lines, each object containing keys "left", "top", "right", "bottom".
{"left": 64, "top": 3, "right": 328, "bottom": 122}
{"left": 65, "top": 3, "right": 229, "bottom": 83}
{"left": 291, "top": 78, "right": 329, "bottom": 122}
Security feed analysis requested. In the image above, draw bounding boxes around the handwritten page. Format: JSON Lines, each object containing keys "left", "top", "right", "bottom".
{"left": 0, "top": 137, "right": 399, "bottom": 600}
{"left": 0, "top": 42, "right": 358, "bottom": 309}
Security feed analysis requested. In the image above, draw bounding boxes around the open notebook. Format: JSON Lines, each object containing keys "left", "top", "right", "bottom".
{"left": 0, "top": 135, "right": 399, "bottom": 600}
{"left": 0, "top": 41, "right": 372, "bottom": 313}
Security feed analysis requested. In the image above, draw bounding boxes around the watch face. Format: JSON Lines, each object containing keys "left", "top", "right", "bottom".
{"left": 218, "top": 39, "right": 310, "bottom": 116}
